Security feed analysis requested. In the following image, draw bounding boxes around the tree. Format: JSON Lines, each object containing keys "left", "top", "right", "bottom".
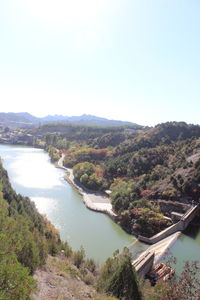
{"left": 73, "top": 246, "right": 85, "bottom": 268}
{"left": 73, "top": 162, "right": 107, "bottom": 191}
{"left": 97, "top": 249, "right": 142, "bottom": 300}
{"left": 0, "top": 254, "right": 36, "bottom": 300}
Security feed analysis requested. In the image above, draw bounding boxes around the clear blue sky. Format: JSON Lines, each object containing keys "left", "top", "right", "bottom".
{"left": 0, "top": 0, "right": 199, "bottom": 125}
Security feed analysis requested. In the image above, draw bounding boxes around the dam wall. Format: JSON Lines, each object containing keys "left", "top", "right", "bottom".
{"left": 138, "top": 205, "right": 199, "bottom": 244}
{"left": 133, "top": 251, "right": 154, "bottom": 278}
{"left": 132, "top": 232, "right": 181, "bottom": 277}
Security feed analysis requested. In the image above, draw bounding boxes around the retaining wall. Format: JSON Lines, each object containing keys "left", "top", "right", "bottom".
{"left": 133, "top": 251, "right": 155, "bottom": 278}
{"left": 138, "top": 205, "right": 199, "bottom": 244}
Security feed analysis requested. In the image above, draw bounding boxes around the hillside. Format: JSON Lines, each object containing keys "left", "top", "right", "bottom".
{"left": 0, "top": 159, "right": 66, "bottom": 298}
{"left": 0, "top": 112, "right": 38, "bottom": 128}
{"left": 0, "top": 121, "right": 200, "bottom": 299}
{"left": 27, "top": 121, "right": 200, "bottom": 209}
{"left": 0, "top": 159, "right": 141, "bottom": 300}
{"left": 14, "top": 121, "right": 199, "bottom": 237}
{"left": 46, "top": 121, "right": 200, "bottom": 237}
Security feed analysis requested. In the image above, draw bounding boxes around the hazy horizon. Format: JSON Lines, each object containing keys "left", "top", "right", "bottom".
{"left": 0, "top": 111, "right": 200, "bottom": 127}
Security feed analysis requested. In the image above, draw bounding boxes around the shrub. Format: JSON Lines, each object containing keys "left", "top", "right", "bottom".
{"left": 73, "top": 246, "right": 85, "bottom": 268}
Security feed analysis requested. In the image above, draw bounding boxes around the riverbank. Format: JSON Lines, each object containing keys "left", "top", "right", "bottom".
{"left": 57, "top": 154, "right": 117, "bottom": 219}
{"left": 0, "top": 144, "right": 134, "bottom": 262}
{"left": 56, "top": 154, "right": 183, "bottom": 277}
{"left": 56, "top": 154, "right": 190, "bottom": 258}
{"left": 1, "top": 144, "right": 199, "bottom": 276}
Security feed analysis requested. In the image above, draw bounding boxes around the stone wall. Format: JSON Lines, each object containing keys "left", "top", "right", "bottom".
{"left": 138, "top": 205, "right": 199, "bottom": 244}
{"left": 133, "top": 251, "right": 155, "bottom": 278}
{"left": 132, "top": 232, "right": 181, "bottom": 277}
{"left": 158, "top": 199, "right": 190, "bottom": 216}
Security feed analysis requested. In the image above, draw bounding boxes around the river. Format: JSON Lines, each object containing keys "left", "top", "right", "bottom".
{"left": 168, "top": 224, "right": 200, "bottom": 274}
{"left": 0, "top": 144, "right": 146, "bottom": 263}
{"left": 0, "top": 144, "right": 199, "bottom": 269}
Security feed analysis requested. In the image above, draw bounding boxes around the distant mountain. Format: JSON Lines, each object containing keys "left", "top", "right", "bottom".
{"left": 0, "top": 112, "right": 38, "bottom": 128}
{"left": 0, "top": 112, "right": 36, "bottom": 123}
{"left": 42, "top": 114, "right": 139, "bottom": 127}
{"left": 0, "top": 112, "right": 141, "bottom": 128}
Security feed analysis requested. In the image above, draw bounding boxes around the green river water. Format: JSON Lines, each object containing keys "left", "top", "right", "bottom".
{"left": 0, "top": 145, "right": 199, "bottom": 268}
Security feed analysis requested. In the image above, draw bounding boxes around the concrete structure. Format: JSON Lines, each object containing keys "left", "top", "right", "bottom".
{"left": 132, "top": 232, "right": 181, "bottom": 277}
{"left": 131, "top": 205, "right": 199, "bottom": 277}
{"left": 133, "top": 251, "right": 154, "bottom": 278}
{"left": 171, "top": 211, "right": 183, "bottom": 223}
{"left": 158, "top": 199, "right": 190, "bottom": 215}
{"left": 138, "top": 205, "right": 199, "bottom": 244}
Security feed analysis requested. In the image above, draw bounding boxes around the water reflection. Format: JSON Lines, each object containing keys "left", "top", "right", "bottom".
{"left": 10, "top": 153, "right": 62, "bottom": 189}
{"left": 183, "top": 225, "right": 200, "bottom": 240}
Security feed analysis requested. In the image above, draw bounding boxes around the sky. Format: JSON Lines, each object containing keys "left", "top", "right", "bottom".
{"left": 0, "top": 0, "right": 200, "bottom": 126}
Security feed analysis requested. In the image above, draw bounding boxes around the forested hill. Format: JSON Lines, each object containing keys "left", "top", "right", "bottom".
{"left": 31, "top": 123, "right": 142, "bottom": 145}
{"left": 1, "top": 121, "right": 200, "bottom": 299}
{"left": 0, "top": 160, "right": 68, "bottom": 298}
{"left": 0, "top": 159, "right": 142, "bottom": 299}
{"left": 34, "top": 121, "right": 200, "bottom": 237}
{"left": 1, "top": 121, "right": 200, "bottom": 241}
{"left": 33, "top": 121, "right": 200, "bottom": 202}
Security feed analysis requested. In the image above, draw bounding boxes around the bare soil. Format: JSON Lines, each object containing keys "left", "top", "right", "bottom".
{"left": 33, "top": 256, "right": 95, "bottom": 300}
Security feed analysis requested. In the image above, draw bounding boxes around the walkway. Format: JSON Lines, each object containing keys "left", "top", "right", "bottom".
{"left": 57, "top": 154, "right": 116, "bottom": 218}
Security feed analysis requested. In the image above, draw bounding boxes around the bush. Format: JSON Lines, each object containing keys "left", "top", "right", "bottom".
{"left": 73, "top": 246, "right": 85, "bottom": 268}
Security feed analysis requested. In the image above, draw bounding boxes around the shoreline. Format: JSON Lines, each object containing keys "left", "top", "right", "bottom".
{"left": 56, "top": 153, "right": 187, "bottom": 272}
{"left": 0, "top": 144, "right": 192, "bottom": 276}
{"left": 56, "top": 154, "right": 117, "bottom": 219}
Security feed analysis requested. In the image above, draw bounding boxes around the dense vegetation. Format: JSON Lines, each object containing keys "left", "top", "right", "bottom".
{"left": 97, "top": 249, "right": 142, "bottom": 300}
{"left": 0, "top": 156, "right": 142, "bottom": 299}
{"left": 32, "top": 123, "right": 139, "bottom": 143}
{"left": 73, "top": 162, "right": 108, "bottom": 191}
{"left": 1, "top": 120, "right": 200, "bottom": 299}
{"left": 0, "top": 160, "right": 71, "bottom": 299}
{"left": 30, "top": 121, "right": 200, "bottom": 237}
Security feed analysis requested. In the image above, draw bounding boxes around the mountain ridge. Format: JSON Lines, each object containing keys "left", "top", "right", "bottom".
{"left": 0, "top": 112, "right": 141, "bottom": 128}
